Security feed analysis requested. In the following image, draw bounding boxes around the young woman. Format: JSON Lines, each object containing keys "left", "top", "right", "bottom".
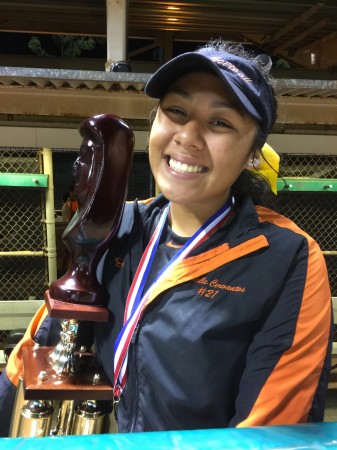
{"left": 0, "top": 41, "right": 332, "bottom": 435}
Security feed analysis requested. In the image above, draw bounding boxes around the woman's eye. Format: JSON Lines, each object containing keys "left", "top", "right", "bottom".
{"left": 167, "top": 107, "right": 185, "bottom": 116}
{"left": 211, "top": 120, "right": 233, "bottom": 129}
{"left": 164, "top": 107, "right": 187, "bottom": 122}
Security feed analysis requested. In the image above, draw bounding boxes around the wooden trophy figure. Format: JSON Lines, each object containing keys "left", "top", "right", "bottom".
{"left": 45, "top": 113, "right": 134, "bottom": 322}
{"left": 9, "top": 114, "right": 134, "bottom": 438}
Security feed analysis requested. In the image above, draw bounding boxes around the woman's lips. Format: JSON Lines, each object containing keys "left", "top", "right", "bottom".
{"left": 168, "top": 156, "right": 207, "bottom": 174}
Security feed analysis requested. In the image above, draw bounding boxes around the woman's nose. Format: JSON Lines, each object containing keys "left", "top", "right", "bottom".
{"left": 174, "top": 121, "right": 205, "bottom": 151}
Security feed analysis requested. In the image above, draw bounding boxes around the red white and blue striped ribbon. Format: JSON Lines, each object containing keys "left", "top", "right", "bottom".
{"left": 113, "top": 199, "right": 233, "bottom": 398}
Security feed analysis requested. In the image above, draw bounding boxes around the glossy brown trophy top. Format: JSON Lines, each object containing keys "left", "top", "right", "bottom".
{"left": 46, "top": 114, "right": 134, "bottom": 320}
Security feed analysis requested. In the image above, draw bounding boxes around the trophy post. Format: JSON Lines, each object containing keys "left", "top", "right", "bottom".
{"left": 10, "top": 114, "right": 134, "bottom": 437}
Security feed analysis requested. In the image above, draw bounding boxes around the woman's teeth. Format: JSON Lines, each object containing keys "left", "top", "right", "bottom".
{"left": 169, "top": 158, "right": 204, "bottom": 173}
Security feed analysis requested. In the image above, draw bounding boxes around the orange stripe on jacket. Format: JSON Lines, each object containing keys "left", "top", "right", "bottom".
{"left": 6, "top": 304, "right": 48, "bottom": 387}
{"left": 236, "top": 207, "right": 331, "bottom": 426}
{"left": 146, "top": 235, "right": 269, "bottom": 307}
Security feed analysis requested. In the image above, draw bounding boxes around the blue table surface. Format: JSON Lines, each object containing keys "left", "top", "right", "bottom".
{"left": 1, "top": 422, "right": 337, "bottom": 450}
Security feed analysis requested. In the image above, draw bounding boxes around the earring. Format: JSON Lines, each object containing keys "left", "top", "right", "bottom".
{"left": 247, "top": 157, "right": 260, "bottom": 169}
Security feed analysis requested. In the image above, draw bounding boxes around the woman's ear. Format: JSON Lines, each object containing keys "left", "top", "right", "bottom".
{"left": 245, "top": 151, "right": 261, "bottom": 170}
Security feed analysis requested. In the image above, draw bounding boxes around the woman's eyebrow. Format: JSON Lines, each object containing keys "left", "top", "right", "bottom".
{"left": 211, "top": 100, "right": 236, "bottom": 109}
{"left": 211, "top": 99, "right": 246, "bottom": 117}
{"left": 165, "top": 87, "right": 244, "bottom": 115}
{"left": 166, "top": 87, "right": 190, "bottom": 99}
{"left": 167, "top": 88, "right": 233, "bottom": 107}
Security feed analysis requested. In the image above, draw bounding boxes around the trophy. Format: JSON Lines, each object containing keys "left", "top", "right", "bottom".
{"left": 9, "top": 114, "right": 134, "bottom": 437}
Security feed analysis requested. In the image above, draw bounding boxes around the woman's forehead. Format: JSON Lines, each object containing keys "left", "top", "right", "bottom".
{"left": 162, "top": 72, "right": 255, "bottom": 119}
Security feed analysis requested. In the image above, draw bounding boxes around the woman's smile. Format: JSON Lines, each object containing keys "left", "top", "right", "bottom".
{"left": 167, "top": 156, "right": 207, "bottom": 174}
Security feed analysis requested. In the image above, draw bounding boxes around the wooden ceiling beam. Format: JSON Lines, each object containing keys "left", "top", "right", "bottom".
{"left": 274, "top": 19, "right": 327, "bottom": 54}
{"left": 295, "top": 30, "right": 337, "bottom": 56}
{"left": 266, "top": 1, "right": 325, "bottom": 43}
{"left": 1, "top": 84, "right": 336, "bottom": 127}
{"left": 0, "top": 86, "right": 155, "bottom": 120}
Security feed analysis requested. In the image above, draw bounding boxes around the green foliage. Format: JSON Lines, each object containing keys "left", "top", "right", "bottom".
{"left": 275, "top": 58, "right": 291, "bottom": 69}
{"left": 28, "top": 35, "right": 105, "bottom": 58}
{"left": 28, "top": 36, "right": 52, "bottom": 57}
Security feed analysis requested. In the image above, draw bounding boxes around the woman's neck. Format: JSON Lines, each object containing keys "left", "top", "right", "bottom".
{"left": 168, "top": 200, "right": 230, "bottom": 237}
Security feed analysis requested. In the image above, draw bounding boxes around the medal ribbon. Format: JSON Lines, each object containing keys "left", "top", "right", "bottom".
{"left": 113, "top": 199, "right": 233, "bottom": 398}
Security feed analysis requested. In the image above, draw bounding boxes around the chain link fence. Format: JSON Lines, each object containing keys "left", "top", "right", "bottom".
{"left": 0, "top": 148, "right": 47, "bottom": 348}
{"left": 0, "top": 150, "right": 336, "bottom": 350}
{"left": 276, "top": 153, "right": 337, "bottom": 298}
{"left": 279, "top": 154, "right": 337, "bottom": 179}
{"left": 276, "top": 153, "right": 337, "bottom": 343}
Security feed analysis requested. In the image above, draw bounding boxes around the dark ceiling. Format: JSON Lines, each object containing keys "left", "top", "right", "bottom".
{"left": 1, "top": 0, "right": 337, "bottom": 70}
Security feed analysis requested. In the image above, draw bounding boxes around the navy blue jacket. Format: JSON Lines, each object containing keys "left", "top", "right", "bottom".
{"left": 0, "top": 195, "right": 332, "bottom": 435}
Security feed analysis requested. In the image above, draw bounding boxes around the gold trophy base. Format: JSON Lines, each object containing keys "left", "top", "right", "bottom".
{"left": 45, "top": 290, "right": 109, "bottom": 322}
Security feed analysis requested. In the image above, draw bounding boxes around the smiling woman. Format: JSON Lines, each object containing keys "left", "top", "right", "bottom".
{"left": 0, "top": 40, "right": 332, "bottom": 437}
{"left": 148, "top": 71, "right": 258, "bottom": 232}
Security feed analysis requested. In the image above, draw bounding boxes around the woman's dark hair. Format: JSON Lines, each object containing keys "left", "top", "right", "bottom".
{"left": 210, "top": 39, "right": 275, "bottom": 81}
{"left": 231, "top": 169, "right": 274, "bottom": 206}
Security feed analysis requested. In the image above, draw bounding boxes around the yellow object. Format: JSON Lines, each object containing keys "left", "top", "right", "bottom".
{"left": 252, "top": 143, "right": 280, "bottom": 195}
